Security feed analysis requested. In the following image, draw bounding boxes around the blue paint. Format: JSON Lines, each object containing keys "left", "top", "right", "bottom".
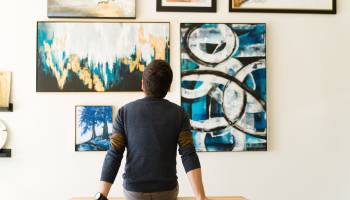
{"left": 76, "top": 106, "right": 113, "bottom": 151}
{"left": 181, "top": 23, "right": 267, "bottom": 152}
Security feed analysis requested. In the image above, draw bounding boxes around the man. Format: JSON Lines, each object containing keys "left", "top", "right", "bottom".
{"left": 95, "top": 60, "right": 208, "bottom": 200}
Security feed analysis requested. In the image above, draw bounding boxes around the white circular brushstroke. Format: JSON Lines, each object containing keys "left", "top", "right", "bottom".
{"left": 223, "top": 81, "right": 245, "bottom": 123}
{"left": 190, "top": 117, "right": 228, "bottom": 131}
{"left": 187, "top": 24, "right": 238, "bottom": 64}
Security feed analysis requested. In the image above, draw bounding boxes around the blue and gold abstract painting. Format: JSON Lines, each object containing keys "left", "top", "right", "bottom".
{"left": 75, "top": 106, "right": 113, "bottom": 151}
{"left": 37, "top": 22, "right": 170, "bottom": 92}
{"left": 181, "top": 23, "right": 267, "bottom": 152}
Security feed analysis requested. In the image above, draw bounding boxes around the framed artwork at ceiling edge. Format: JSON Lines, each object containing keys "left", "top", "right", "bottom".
{"left": 75, "top": 105, "right": 114, "bottom": 151}
{"left": 229, "top": 0, "right": 336, "bottom": 14}
{"left": 47, "top": 0, "right": 136, "bottom": 18}
{"left": 36, "top": 21, "right": 170, "bottom": 92}
{"left": 157, "top": 0, "right": 217, "bottom": 12}
{"left": 181, "top": 23, "right": 267, "bottom": 152}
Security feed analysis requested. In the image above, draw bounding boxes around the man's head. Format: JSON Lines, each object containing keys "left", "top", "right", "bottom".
{"left": 142, "top": 60, "right": 173, "bottom": 98}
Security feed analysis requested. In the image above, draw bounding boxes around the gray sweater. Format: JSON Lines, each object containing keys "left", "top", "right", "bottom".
{"left": 100, "top": 96, "right": 201, "bottom": 192}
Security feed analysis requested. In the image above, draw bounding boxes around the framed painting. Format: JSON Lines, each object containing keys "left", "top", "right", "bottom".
{"left": 37, "top": 21, "right": 170, "bottom": 92}
{"left": 229, "top": 0, "right": 336, "bottom": 14}
{"left": 181, "top": 23, "right": 267, "bottom": 152}
{"left": 157, "top": 0, "right": 216, "bottom": 12}
{"left": 48, "top": 0, "right": 136, "bottom": 18}
{"left": 75, "top": 105, "right": 114, "bottom": 151}
{"left": 0, "top": 72, "right": 11, "bottom": 108}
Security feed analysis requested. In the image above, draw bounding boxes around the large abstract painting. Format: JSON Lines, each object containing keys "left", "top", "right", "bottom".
{"left": 48, "top": 0, "right": 136, "bottom": 18}
{"left": 75, "top": 105, "right": 113, "bottom": 151}
{"left": 157, "top": 0, "right": 216, "bottom": 12}
{"left": 181, "top": 23, "right": 267, "bottom": 152}
{"left": 37, "top": 22, "right": 170, "bottom": 92}
{"left": 230, "top": 0, "right": 336, "bottom": 14}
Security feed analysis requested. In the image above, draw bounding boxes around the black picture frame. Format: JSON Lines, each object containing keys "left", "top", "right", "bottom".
{"left": 157, "top": 0, "right": 216, "bottom": 12}
{"left": 229, "top": 0, "right": 336, "bottom": 14}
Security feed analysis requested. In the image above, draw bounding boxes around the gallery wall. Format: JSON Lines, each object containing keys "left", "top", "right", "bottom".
{"left": 0, "top": 0, "right": 349, "bottom": 200}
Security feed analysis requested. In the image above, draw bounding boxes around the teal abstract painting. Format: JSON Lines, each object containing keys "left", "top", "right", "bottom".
{"left": 37, "top": 22, "right": 170, "bottom": 92}
{"left": 181, "top": 23, "right": 267, "bottom": 152}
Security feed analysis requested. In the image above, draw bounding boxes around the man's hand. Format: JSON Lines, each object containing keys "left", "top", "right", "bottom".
{"left": 186, "top": 168, "right": 208, "bottom": 200}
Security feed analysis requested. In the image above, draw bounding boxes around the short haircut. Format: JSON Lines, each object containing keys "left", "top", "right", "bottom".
{"left": 142, "top": 60, "right": 173, "bottom": 98}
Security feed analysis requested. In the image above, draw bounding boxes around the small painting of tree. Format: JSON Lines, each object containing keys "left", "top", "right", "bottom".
{"left": 75, "top": 106, "right": 113, "bottom": 151}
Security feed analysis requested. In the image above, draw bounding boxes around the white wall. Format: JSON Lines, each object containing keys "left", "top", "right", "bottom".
{"left": 0, "top": 1, "right": 349, "bottom": 200}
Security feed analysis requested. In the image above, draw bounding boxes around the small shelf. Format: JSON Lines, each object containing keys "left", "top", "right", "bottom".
{"left": 0, "top": 103, "right": 13, "bottom": 112}
{"left": 0, "top": 149, "right": 11, "bottom": 157}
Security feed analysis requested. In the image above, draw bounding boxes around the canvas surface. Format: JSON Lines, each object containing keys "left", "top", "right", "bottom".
{"left": 162, "top": 0, "right": 212, "bottom": 7}
{"left": 181, "top": 23, "right": 267, "bottom": 152}
{"left": 231, "top": 0, "right": 333, "bottom": 10}
{"left": 37, "top": 22, "right": 170, "bottom": 92}
{"left": 75, "top": 106, "right": 113, "bottom": 151}
{"left": 48, "top": 0, "right": 136, "bottom": 18}
{"left": 0, "top": 72, "right": 11, "bottom": 107}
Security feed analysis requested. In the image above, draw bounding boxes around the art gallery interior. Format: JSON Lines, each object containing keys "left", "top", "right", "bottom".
{"left": 0, "top": 0, "right": 349, "bottom": 200}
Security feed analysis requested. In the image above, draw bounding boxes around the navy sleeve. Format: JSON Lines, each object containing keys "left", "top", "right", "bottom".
{"left": 100, "top": 108, "right": 126, "bottom": 184}
{"left": 178, "top": 110, "right": 201, "bottom": 173}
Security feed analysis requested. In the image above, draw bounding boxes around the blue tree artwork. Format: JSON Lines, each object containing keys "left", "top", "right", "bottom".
{"left": 181, "top": 23, "right": 267, "bottom": 152}
{"left": 75, "top": 106, "right": 113, "bottom": 151}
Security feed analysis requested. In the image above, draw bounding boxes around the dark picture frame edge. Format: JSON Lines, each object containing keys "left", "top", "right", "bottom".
{"left": 229, "top": 0, "right": 337, "bottom": 14}
{"left": 157, "top": 0, "right": 217, "bottom": 12}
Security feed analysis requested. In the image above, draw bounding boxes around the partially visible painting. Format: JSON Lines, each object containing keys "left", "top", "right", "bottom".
{"left": 0, "top": 72, "right": 11, "bottom": 108}
{"left": 181, "top": 23, "right": 267, "bottom": 152}
{"left": 157, "top": 0, "right": 216, "bottom": 12}
{"left": 75, "top": 105, "right": 114, "bottom": 151}
{"left": 37, "top": 22, "right": 170, "bottom": 92}
{"left": 230, "top": 0, "right": 336, "bottom": 14}
{"left": 48, "top": 0, "right": 136, "bottom": 18}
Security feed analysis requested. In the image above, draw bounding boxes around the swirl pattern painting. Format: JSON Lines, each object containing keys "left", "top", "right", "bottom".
{"left": 181, "top": 23, "right": 267, "bottom": 152}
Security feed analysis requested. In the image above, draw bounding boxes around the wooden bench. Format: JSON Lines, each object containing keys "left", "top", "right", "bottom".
{"left": 72, "top": 197, "right": 247, "bottom": 200}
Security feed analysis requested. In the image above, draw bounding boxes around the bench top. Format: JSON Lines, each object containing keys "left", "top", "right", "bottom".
{"left": 71, "top": 197, "right": 247, "bottom": 200}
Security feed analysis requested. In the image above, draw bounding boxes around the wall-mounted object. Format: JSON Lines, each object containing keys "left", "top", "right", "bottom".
{"left": 181, "top": 23, "right": 267, "bottom": 152}
{"left": 157, "top": 0, "right": 216, "bottom": 12}
{"left": 75, "top": 105, "right": 114, "bottom": 151}
{"left": 0, "top": 71, "right": 12, "bottom": 111}
{"left": 0, "top": 120, "right": 8, "bottom": 150}
{"left": 229, "top": 0, "right": 336, "bottom": 14}
{"left": 48, "top": 0, "right": 136, "bottom": 18}
{"left": 37, "top": 21, "right": 170, "bottom": 92}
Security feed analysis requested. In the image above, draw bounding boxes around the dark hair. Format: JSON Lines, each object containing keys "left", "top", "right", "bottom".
{"left": 142, "top": 60, "right": 173, "bottom": 98}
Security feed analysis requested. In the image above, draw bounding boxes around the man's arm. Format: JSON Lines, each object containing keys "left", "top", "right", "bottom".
{"left": 99, "top": 133, "right": 126, "bottom": 197}
{"left": 99, "top": 181, "right": 112, "bottom": 197}
{"left": 187, "top": 168, "right": 207, "bottom": 200}
{"left": 178, "top": 129, "right": 208, "bottom": 200}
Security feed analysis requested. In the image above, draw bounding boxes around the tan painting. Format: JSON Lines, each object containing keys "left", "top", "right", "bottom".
{"left": 48, "top": 0, "right": 135, "bottom": 18}
{"left": 0, "top": 72, "right": 11, "bottom": 107}
{"left": 231, "top": 0, "right": 334, "bottom": 10}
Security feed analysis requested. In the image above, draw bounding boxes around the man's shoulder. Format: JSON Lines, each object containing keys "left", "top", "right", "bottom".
{"left": 122, "top": 98, "right": 184, "bottom": 112}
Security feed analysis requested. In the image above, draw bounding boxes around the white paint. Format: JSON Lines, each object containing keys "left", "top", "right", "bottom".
{"left": 0, "top": 120, "right": 7, "bottom": 149}
{"left": 0, "top": 0, "right": 350, "bottom": 200}
{"left": 162, "top": 0, "right": 212, "bottom": 7}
